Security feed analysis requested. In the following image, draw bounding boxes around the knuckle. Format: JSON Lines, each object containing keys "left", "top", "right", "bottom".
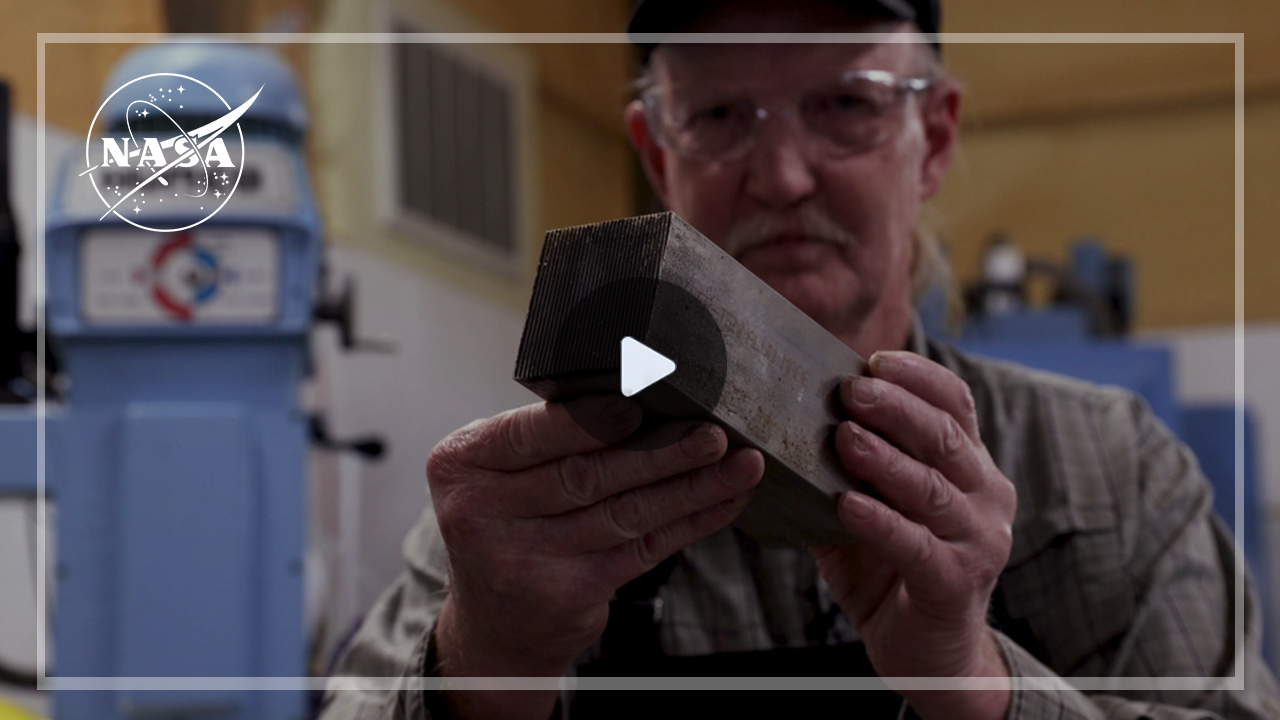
{"left": 939, "top": 415, "right": 967, "bottom": 460}
{"left": 633, "top": 529, "right": 666, "bottom": 570}
{"left": 909, "top": 532, "right": 936, "bottom": 567}
{"left": 922, "top": 467, "right": 954, "bottom": 516}
{"left": 999, "top": 478, "right": 1019, "bottom": 516}
{"left": 993, "top": 528, "right": 1014, "bottom": 564}
{"left": 997, "top": 538, "right": 1014, "bottom": 570}
{"left": 980, "top": 468, "right": 1019, "bottom": 516}
{"left": 968, "top": 548, "right": 1007, "bottom": 588}
{"left": 962, "top": 531, "right": 1013, "bottom": 588}
{"left": 558, "top": 453, "right": 603, "bottom": 506}
{"left": 604, "top": 492, "right": 648, "bottom": 539}
{"left": 504, "top": 409, "right": 540, "bottom": 461}
{"left": 959, "top": 385, "right": 977, "bottom": 421}
{"left": 885, "top": 449, "right": 910, "bottom": 484}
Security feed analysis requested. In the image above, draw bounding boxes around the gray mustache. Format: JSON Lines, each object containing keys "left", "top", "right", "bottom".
{"left": 724, "top": 209, "right": 857, "bottom": 256}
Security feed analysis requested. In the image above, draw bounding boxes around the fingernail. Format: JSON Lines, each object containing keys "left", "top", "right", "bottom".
{"left": 868, "top": 351, "right": 895, "bottom": 373}
{"left": 845, "top": 422, "right": 869, "bottom": 454}
{"left": 850, "top": 376, "right": 879, "bottom": 405}
{"left": 679, "top": 423, "right": 721, "bottom": 459}
{"left": 842, "top": 492, "right": 875, "bottom": 520}
{"left": 720, "top": 448, "right": 759, "bottom": 486}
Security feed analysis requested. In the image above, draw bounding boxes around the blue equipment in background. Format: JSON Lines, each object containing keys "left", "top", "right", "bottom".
{"left": 927, "top": 235, "right": 1273, "bottom": 664}
{"left": 1, "top": 43, "right": 326, "bottom": 719}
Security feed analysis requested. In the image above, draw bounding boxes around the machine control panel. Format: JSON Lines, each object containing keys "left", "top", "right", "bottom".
{"left": 79, "top": 226, "right": 280, "bottom": 324}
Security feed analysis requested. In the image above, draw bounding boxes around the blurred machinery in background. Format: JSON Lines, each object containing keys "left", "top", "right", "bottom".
{"left": 922, "top": 232, "right": 1271, "bottom": 662}
{"left": 0, "top": 79, "right": 44, "bottom": 698}
{"left": 0, "top": 44, "right": 382, "bottom": 719}
{"left": 0, "top": 83, "right": 30, "bottom": 405}
{"left": 958, "top": 232, "right": 1134, "bottom": 341}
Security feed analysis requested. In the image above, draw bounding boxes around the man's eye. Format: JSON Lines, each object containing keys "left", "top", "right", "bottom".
{"left": 818, "top": 92, "right": 877, "bottom": 114}
{"left": 685, "top": 102, "right": 749, "bottom": 128}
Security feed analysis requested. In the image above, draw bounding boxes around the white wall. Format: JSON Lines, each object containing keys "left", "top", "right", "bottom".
{"left": 309, "top": 245, "right": 534, "bottom": 632}
{"left": 1155, "top": 324, "right": 1280, "bottom": 505}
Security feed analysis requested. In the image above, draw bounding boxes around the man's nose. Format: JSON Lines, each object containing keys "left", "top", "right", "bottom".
{"left": 742, "top": 115, "right": 819, "bottom": 208}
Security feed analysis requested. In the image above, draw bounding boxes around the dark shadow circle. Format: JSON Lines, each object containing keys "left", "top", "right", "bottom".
{"left": 554, "top": 277, "right": 727, "bottom": 451}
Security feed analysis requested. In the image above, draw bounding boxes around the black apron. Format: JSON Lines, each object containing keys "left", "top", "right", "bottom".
{"left": 570, "top": 557, "right": 908, "bottom": 719}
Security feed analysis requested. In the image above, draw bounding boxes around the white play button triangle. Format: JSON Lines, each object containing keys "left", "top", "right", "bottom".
{"left": 620, "top": 336, "right": 676, "bottom": 397}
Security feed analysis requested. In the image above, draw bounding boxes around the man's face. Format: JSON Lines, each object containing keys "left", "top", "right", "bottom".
{"left": 627, "top": 7, "right": 960, "bottom": 355}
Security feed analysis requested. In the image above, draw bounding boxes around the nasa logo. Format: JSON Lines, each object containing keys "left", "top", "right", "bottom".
{"left": 81, "top": 72, "right": 262, "bottom": 232}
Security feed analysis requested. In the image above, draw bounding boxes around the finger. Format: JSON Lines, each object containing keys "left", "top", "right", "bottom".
{"left": 834, "top": 421, "right": 973, "bottom": 539}
{"left": 834, "top": 491, "right": 949, "bottom": 592}
{"left": 840, "top": 375, "right": 987, "bottom": 493}
{"left": 507, "top": 421, "right": 730, "bottom": 517}
{"left": 451, "top": 396, "right": 643, "bottom": 472}
{"left": 538, "top": 447, "right": 764, "bottom": 553}
{"left": 867, "top": 351, "right": 981, "bottom": 443}
{"left": 590, "top": 471, "right": 761, "bottom": 590}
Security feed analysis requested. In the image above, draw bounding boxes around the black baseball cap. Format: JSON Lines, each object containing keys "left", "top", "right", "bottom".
{"left": 628, "top": 0, "right": 941, "bottom": 60}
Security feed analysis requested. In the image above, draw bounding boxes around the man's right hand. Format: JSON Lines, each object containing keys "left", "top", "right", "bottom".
{"left": 426, "top": 396, "right": 763, "bottom": 718}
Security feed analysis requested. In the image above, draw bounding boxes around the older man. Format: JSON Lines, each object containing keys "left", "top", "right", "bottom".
{"left": 321, "top": 1, "right": 1280, "bottom": 718}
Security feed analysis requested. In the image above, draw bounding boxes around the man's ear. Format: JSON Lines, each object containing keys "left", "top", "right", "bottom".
{"left": 625, "top": 99, "right": 671, "bottom": 205}
{"left": 918, "top": 77, "right": 962, "bottom": 201}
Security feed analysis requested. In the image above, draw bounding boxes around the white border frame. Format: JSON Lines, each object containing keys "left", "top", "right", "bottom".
{"left": 35, "top": 31, "right": 1245, "bottom": 693}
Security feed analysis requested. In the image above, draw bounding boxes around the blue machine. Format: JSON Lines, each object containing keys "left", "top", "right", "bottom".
{"left": 930, "top": 237, "right": 1273, "bottom": 663}
{"left": 3, "top": 43, "right": 321, "bottom": 719}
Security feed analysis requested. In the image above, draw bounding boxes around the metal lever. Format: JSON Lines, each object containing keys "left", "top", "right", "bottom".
{"left": 309, "top": 414, "right": 386, "bottom": 460}
{"left": 313, "top": 266, "right": 397, "bottom": 354}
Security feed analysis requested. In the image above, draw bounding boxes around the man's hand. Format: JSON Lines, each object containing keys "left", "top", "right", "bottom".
{"left": 814, "top": 350, "right": 1017, "bottom": 720}
{"left": 427, "top": 396, "right": 763, "bottom": 719}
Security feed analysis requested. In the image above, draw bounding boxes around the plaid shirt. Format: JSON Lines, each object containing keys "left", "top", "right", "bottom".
{"left": 321, "top": 329, "right": 1280, "bottom": 719}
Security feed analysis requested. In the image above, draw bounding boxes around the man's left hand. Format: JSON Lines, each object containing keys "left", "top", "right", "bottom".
{"left": 813, "top": 350, "right": 1018, "bottom": 720}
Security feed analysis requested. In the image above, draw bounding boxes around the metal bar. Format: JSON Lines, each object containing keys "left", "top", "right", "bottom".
{"left": 516, "top": 212, "right": 866, "bottom": 547}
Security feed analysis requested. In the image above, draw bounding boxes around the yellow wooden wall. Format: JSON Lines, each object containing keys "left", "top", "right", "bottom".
{"left": 0, "top": 0, "right": 165, "bottom": 133}
{"left": 935, "top": 2, "right": 1280, "bottom": 329}
{"left": 0, "top": 0, "right": 316, "bottom": 136}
